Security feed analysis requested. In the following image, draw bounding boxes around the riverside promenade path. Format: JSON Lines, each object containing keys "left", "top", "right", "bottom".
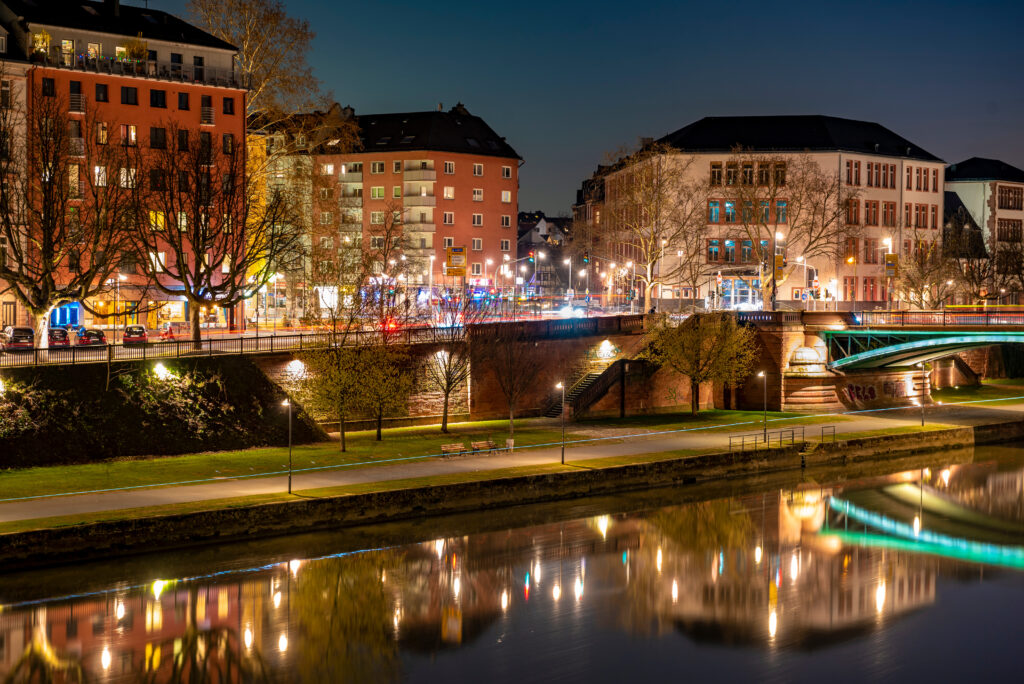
{"left": 2, "top": 399, "right": 1024, "bottom": 525}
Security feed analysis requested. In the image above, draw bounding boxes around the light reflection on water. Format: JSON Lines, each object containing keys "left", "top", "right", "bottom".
{"left": 1, "top": 457, "right": 1024, "bottom": 683}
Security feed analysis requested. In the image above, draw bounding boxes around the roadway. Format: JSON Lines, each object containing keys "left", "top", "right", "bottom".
{"left": 3, "top": 399, "right": 1023, "bottom": 525}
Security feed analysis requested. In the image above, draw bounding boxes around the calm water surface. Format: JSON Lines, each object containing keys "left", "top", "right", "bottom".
{"left": 2, "top": 446, "right": 1024, "bottom": 683}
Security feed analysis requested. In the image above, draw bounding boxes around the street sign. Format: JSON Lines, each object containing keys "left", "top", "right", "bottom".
{"left": 773, "top": 254, "right": 784, "bottom": 281}
{"left": 446, "top": 246, "right": 466, "bottom": 277}
{"left": 884, "top": 253, "right": 899, "bottom": 278}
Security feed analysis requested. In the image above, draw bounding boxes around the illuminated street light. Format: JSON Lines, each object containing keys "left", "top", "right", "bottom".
{"left": 757, "top": 370, "right": 767, "bottom": 440}
{"left": 282, "top": 398, "right": 293, "bottom": 493}
{"left": 556, "top": 382, "right": 565, "bottom": 464}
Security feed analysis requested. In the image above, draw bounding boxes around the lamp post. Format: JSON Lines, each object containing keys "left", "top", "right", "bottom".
{"left": 580, "top": 268, "right": 589, "bottom": 316}
{"left": 626, "top": 261, "right": 635, "bottom": 314}
{"left": 429, "top": 255, "right": 436, "bottom": 315}
{"left": 795, "top": 256, "right": 808, "bottom": 310}
{"left": 564, "top": 256, "right": 572, "bottom": 302}
{"left": 757, "top": 370, "right": 767, "bottom": 441}
{"left": 556, "top": 381, "right": 565, "bottom": 464}
{"left": 282, "top": 398, "right": 293, "bottom": 493}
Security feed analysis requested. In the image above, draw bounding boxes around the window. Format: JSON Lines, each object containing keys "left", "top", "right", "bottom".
{"left": 222, "top": 133, "right": 234, "bottom": 155}
{"left": 88, "top": 82, "right": 107, "bottom": 104}
{"left": 121, "top": 86, "right": 138, "bottom": 105}
{"left": 177, "top": 213, "right": 188, "bottom": 231}
{"left": 444, "top": 161, "right": 455, "bottom": 175}
{"left": 222, "top": 255, "right": 232, "bottom": 274}
{"left": 915, "top": 167, "right": 922, "bottom": 191}
{"left": 922, "top": 168, "right": 929, "bottom": 192}
{"left": 473, "top": 163, "right": 483, "bottom": 176}
{"left": 320, "top": 163, "right": 334, "bottom": 175}
{"left": 774, "top": 163, "right": 786, "bottom": 186}
{"left": 96, "top": 122, "right": 108, "bottom": 145}
{"left": 370, "top": 186, "right": 384, "bottom": 199}
{"left": 904, "top": 202, "right": 912, "bottom": 226}
{"left": 320, "top": 212, "right": 332, "bottom": 225}
{"left": 178, "top": 92, "right": 189, "bottom": 110}
{"left": 724, "top": 240, "right": 736, "bottom": 262}
{"left": 472, "top": 238, "right": 482, "bottom": 250}
{"left": 741, "top": 163, "right": 754, "bottom": 186}
{"left": 741, "top": 240, "right": 753, "bottom": 262}
{"left": 863, "top": 277, "right": 878, "bottom": 302}
{"left": 845, "top": 237, "right": 859, "bottom": 260}
{"left": 709, "top": 163, "right": 722, "bottom": 186}
{"left": 443, "top": 237, "right": 454, "bottom": 248}
{"left": 501, "top": 239, "right": 511, "bottom": 251}
{"left": 393, "top": 186, "right": 401, "bottom": 198}
{"left": 177, "top": 129, "right": 189, "bottom": 151}
{"left": 863, "top": 238, "right": 879, "bottom": 264}
{"left": 501, "top": 215, "right": 511, "bottom": 227}
{"left": 393, "top": 161, "right": 401, "bottom": 173}
{"left": 865, "top": 200, "right": 879, "bottom": 226}
{"left": 443, "top": 186, "right": 454, "bottom": 199}
{"left": 42, "top": 78, "right": 55, "bottom": 97}
{"left": 150, "top": 89, "right": 166, "bottom": 108}
{"left": 149, "top": 169, "right": 167, "bottom": 191}
{"left": 883, "top": 202, "right": 897, "bottom": 227}
{"left": 149, "top": 252, "right": 166, "bottom": 272}
{"left": 775, "top": 200, "right": 787, "bottom": 223}
{"left": 997, "top": 219, "right": 1023, "bottom": 242}
{"left": 906, "top": 166, "right": 912, "bottom": 190}
{"left": 473, "top": 188, "right": 483, "bottom": 202}
{"left": 708, "top": 200, "right": 720, "bottom": 223}
{"left": 707, "top": 239, "right": 719, "bottom": 262}
{"left": 370, "top": 211, "right": 385, "bottom": 224}
{"left": 998, "top": 186, "right": 1024, "bottom": 210}
{"left": 501, "top": 190, "right": 512, "bottom": 203}
{"left": 471, "top": 262, "right": 482, "bottom": 276}
{"left": 443, "top": 211, "right": 454, "bottom": 225}
{"left": 223, "top": 97, "right": 235, "bottom": 115}
{"left": 930, "top": 204, "right": 938, "bottom": 229}
{"left": 725, "top": 163, "right": 737, "bottom": 185}
{"left": 120, "top": 125, "right": 137, "bottom": 146}
{"left": 502, "top": 166, "right": 511, "bottom": 179}
{"left": 724, "top": 201, "right": 736, "bottom": 223}
{"left": 846, "top": 198, "right": 859, "bottom": 225}
{"left": 371, "top": 161, "right": 384, "bottom": 174}
{"left": 0, "top": 80, "right": 10, "bottom": 109}
{"left": 472, "top": 213, "right": 483, "bottom": 226}
{"left": 932, "top": 169, "right": 939, "bottom": 192}
{"left": 150, "top": 127, "right": 166, "bottom": 149}
{"left": 119, "top": 167, "right": 136, "bottom": 188}
{"left": 149, "top": 210, "right": 165, "bottom": 231}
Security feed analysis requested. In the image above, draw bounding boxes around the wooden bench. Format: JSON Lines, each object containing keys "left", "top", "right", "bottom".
{"left": 471, "top": 440, "right": 498, "bottom": 454}
{"left": 441, "top": 443, "right": 467, "bottom": 457}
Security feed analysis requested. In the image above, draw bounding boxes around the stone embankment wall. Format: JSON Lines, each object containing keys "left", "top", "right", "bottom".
{"left": 5, "top": 418, "right": 1024, "bottom": 568}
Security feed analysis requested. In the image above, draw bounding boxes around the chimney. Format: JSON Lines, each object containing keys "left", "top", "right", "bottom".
{"left": 106, "top": 0, "right": 120, "bottom": 17}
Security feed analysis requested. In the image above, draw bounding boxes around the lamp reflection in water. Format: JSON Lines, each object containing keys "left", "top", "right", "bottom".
{"left": 244, "top": 627, "right": 254, "bottom": 650}
{"left": 671, "top": 579, "right": 678, "bottom": 603}
{"left": 656, "top": 547, "right": 663, "bottom": 573}
{"left": 574, "top": 577, "right": 583, "bottom": 602}
{"left": 501, "top": 590, "right": 509, "bottom": 611}
{"left": 596, "top": 515, "right": 610, "bottom": 539}
{"left": 101, "top": 646, "right": 112, "bottom": 671}
{"left": 552, "top": 584, "right": 561, "bottom": 601}
{"left": 768, "top": 610, "right": 778, "bottom": 638}
{"left": 755, "top": 545, "right": 763, "bottom": 564}
{"left": 875, "top": 581, "right": 886, "bottom": 613}
{"left": 278, "top": 633, "right": 288, "bottom": 653}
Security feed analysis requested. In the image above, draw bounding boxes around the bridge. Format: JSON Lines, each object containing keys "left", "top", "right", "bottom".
{"left": 805, "top": 309, "right": 1024, "bottom": 370}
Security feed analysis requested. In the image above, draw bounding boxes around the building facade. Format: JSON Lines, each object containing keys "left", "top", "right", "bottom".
{"left": 0, "top": 0, "right": 246, "bottom": 331}
{"left": 574, "top": 115, "right": 946, "bottom": 311}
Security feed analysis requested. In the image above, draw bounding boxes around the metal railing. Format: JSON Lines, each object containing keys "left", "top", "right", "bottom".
{"left": 34, "top": 51, "right": 247, "bottom": 89}
{"left": 728, "top": 426, "right": 805, "bottom": 452}
{"left": 855, "top": 309, "right": 1024, "bottom": 327}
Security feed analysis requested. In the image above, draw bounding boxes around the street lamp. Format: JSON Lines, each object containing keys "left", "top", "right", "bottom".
{"left": 564, "top": 257, "right": 572, "bottom": 299}
{"left": 282, "top": 398, "right": 293, "bottom": 493}
{"left": 626, "top": 261, "right": 634, "bottom": 313}
{"left": 555, "top": 381, "right": 565, "bottom": 464}
{"left": 757, "top": 370, "right": 767, "bottom": 441}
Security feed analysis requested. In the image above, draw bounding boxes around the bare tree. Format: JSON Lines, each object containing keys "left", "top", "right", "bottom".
{"left": 131, "top": 123, "right": 297, "bottom": 347}
{"left": 944, "top": 208, "right": 991, "bottom": 303}
{"left": 896, "top": 227, "right": 958, "bottom": 308}
{"left": 0, "top": 81, "right": 137, "bottom": 343}
{"left": 474, "top": 322, "right": 542, "bottom": 439}
{"left": 422, "top": 293, "right": 493, "bottom": 433}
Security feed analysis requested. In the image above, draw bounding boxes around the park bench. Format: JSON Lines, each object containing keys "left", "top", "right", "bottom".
{"left": 470, "top": 440, "right": 498, "bottom": 454}
{"left": 441, "top": 443, "right": 467, "bottom": 457}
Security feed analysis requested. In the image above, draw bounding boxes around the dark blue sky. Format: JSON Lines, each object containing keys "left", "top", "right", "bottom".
{"left": 158, "top": 0, "right": 1024, "bottom": 215}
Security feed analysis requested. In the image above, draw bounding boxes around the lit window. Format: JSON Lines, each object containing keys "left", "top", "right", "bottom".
{"left": 443, "top": 186, "right": 454, "bottom": 199}
{"left": 473, "top": 188, "right": 483, "bottom": 202}
{"left": 501, "top": 190, "right": 512, "bottom": 203}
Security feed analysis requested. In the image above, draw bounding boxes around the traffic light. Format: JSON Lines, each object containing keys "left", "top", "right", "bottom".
{"left": 582, "top": 251, "right": 590, "bottom": 264}
{"left": 528, "top": 250, "right": 535, "bottom": 263}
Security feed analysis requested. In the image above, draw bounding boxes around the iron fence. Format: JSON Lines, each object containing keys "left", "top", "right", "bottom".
{"left": 728, "top": 426, "right": 806, "bottom": 452}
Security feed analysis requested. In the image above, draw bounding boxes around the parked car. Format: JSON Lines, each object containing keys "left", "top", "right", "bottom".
{"left": 122, "top": 325, "right": 148, "bottom": 346}
{"left": 47, "top": 327, "right": 70, "bottom": 348}
{"left": 75, "top": 329, "right": 107, "bottom": 346}
{"left": 0, "top": 326, "right": 34, "bottom": 352}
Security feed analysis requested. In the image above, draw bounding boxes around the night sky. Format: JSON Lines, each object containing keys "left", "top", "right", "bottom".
{"left": 156, "top": 0, "right": 1024, "bottom": 215}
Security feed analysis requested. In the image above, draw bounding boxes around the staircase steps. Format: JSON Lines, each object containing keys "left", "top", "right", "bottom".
{"left": 544, "top": 371, "right": 603, "bottom": 417}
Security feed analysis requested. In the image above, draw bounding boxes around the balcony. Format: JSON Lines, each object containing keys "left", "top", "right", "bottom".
{"left": 69, "top": 94, "right": 85, "bottom": 113}
{"left": 32, "top": 49, "right": 248, "bottom": 89}
{"left": 200, "top": 107, "right": 215, "bottom": 125}
{"left": 69, "top": 137, "right": 84, "bottom": 157}
{"left": 403, "top": 221, "right": 436, "bottom": 232}
{"left": 339, "top": 196, "right": 363, "bottom": 207}
{"left": 403, "top": 169, "right": 436, "bottom": 182}
{"left": 404, "top": 194, "right": 436, "bottom": 207}
{"left": 338, "top": 172, "right": 363, "bottom": 183}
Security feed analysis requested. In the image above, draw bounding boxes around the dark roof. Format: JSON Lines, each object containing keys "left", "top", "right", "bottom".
{"left": 1, "top": 0, "right": 236, "bottom": 51}
{"left": 943, "top": 191, "right": 981, "bottom": 230}
{"left": 354, "top": 103, "right": 520, "bottom": 159}
{"left": 945, "top": 157, "right": 1024, "bottom": 183}
{"left": 658, "top": 115, "right": 942, "bottom": 162}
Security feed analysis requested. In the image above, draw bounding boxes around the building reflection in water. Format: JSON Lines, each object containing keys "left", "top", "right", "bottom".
{"left": 1, "top": 461, "right": 1021, "bottom": 682}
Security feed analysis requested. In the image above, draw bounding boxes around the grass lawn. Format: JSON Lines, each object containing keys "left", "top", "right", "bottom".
{"left": 932, "top": 383, "right": 1024, "bottom": 405}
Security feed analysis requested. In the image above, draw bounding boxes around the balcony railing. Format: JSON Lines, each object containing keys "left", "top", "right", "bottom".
{"left": 403, "top": 220, "right": 436, "bottom": 231}
{"left": 69, "top": 93, "right": 85, "bottom": 113}
{"left": 68, "top": 137, "right": 84, "bottom": 157}
{"left": 404, "top": 194, "right": 436, "bottom": 207}
{"left": 200, "top": 107, "right": 215, "bottom": 125}
{"left": 403, "top": 169, "right": 436, "bottom": 181}
{"left": 338, "top": 172, "right": 363, "bottom": 183}
{"left": 33, "top": 49, "right": 247, "bottom": 89}
{"left": 339, "top": 196, "right": 363, "bottom": 207}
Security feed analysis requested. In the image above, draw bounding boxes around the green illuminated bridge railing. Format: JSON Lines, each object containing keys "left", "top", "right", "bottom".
{"left": 855, "top": 309, "right": 1024, "bottom": 327}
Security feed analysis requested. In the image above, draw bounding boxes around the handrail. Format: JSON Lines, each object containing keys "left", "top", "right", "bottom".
{"left": 728, "top": 426, "right": 806, "bottom": 452}
{"left": 853, "top": 309, "right": 1024, "bottom": 327}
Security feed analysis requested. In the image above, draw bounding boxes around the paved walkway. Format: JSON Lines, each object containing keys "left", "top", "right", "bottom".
{"left": 2, "top": 401, "right": 1023, "bottom": 525}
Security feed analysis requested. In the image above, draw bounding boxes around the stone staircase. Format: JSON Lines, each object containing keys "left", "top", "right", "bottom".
{"left": 544, "top": 370, "right": 605, "bottom": 417}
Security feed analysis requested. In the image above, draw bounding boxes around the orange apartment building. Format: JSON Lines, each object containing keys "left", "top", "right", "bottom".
{"left": 278, "top": 103, "right": 521, "bottom": 312}
{"left": 0, "top": 0, "right": 246, "bottom": 330}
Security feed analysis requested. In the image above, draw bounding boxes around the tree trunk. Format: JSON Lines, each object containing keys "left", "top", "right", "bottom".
{"left": 508, "top": 402, "right": 515, "bottom": 438}
{"left": 376, "top": 408, "right": 383, "bottom": 441}
{"left": 441, "top": 391, "right": 450, "bottom": 433}
{"left": 339, "top": 405, "right": 346, "bottom": 453}
{"left": 32, "top": 312, "right": 49, "bottom": 349}
{"left": 690, "top": 378, "right": 700, "bottom": 415}
{"left": 190, "top": 301, "right": 202, "bottom": 350}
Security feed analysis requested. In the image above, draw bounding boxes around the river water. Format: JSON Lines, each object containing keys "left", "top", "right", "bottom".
{"left": 2, "top": 446, "right": 1024, "bottom": 683}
